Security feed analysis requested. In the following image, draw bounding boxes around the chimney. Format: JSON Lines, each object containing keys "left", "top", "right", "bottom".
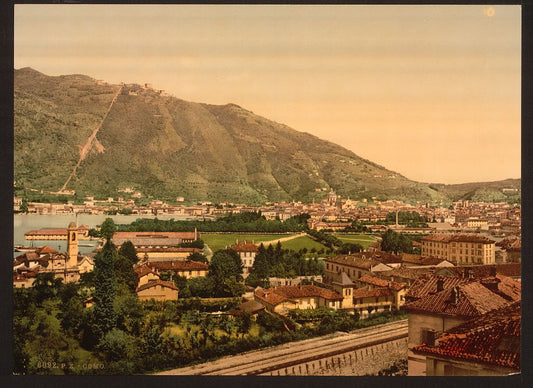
{"left": 436, "top": 277, "right": 444, "bottom": 292}
{"left": 490, "top": 265, "right": 497, "bottom": 277}
{"left": 450, "top": 286, "right": 460, "bottom": 305}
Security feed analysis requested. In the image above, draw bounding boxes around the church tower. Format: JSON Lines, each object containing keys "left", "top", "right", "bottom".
{"left": 67, "top": 221, "right": 79, "bottom": 268}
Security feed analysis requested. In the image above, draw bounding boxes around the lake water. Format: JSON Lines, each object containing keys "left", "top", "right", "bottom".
{"left": 13, "top": 214, "right": 193, "bottom": 257}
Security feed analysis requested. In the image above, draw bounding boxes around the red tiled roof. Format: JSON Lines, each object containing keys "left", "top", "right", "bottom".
{"left": 406, "top": 274, "right": 472, "bottom": 301}
{"left": 148, "top": 260, "right": 208, "bottom": 272}
{"left": 412, "top": 302, "right": 520, "bottom": 370}
{"left": 377, "top": 266, "right": 431, "bottom": 281}
{"left": 422, "top": 234, "right": 495, "bottom": 244}
{"left": 480, "top": 275, "right": 521, "bottom": 302}
{"left": 135, "top": 264, "right": 159, "bottom": 278}
{"left": 36, "top": 246, "right": 59, "bottom": 255}
{"left": 113, "top": 231, "right": 198, "bottom": 240}
{"left": 255, "top": 285, "right": 343, "bottom": 306}
{"left": 326, "top": 254, "right": 380, "bottom": 270}
{"left": 135, "top": 247, "right": 201, "bottom": 253}
{"left": 436, "top": 264, "right": 521, "bottom": 279}
{"left": 496, "top": 237, "right": 521, "bottom": 250}
{"left": 25, "top": 228, "right": 68, "bottom": 236}
{"left": 404, "top": 282, "right": 511, "bottom": 317}
{"left": 352, "top": 287, "right": 392, "bottom": 299}
{"left": 357, "top": 274, "right": 405, "bottom": 291}
{"left": 229, "top": 241, "right": 259, "bottom": 252}
{"left": 401, "top": 253, "right": 445, "bottom": 266}
{"left": 136, "top": 279, "right": 178, "bottom": 293}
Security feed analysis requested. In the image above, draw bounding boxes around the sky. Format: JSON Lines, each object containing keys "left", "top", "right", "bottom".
{"left": 14, "top": 4, "right": 521, "bottom": 184}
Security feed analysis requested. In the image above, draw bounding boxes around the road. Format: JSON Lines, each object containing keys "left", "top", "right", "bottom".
{"left": 261, "top": 232, "right": 307, "bottom": 246}
{"left": 157, "top": 319, "right": 407, "bottom": 376}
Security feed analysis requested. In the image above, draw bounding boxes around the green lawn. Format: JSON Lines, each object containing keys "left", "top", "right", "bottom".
{"left": 202, "top": 233, "right": 295, "bottom": 253}
{"left": 280, "top": 235, "right": 328, "bottom": 252}
{"left": 334, "top": 234, "right": 377, "bottom": 249}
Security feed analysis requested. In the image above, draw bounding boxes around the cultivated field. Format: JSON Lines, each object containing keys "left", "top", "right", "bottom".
{"left": 201, "top": 233, "right": 296, "bottom": 253}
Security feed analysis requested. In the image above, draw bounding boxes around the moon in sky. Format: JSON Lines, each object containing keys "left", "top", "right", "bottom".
{"left": 484, "top": 6, "right": 496, "bottom": 18}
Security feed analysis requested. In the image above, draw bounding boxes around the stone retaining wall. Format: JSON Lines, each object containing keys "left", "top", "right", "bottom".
{"left": 262, "top": 337, "right": 408, "bottom": 376}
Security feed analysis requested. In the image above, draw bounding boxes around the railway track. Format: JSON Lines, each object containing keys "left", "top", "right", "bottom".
{"left": 158, "top": 319, "right": 407, "bottom": 376}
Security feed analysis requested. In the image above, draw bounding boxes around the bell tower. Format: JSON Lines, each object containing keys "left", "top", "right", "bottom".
{"left": 67, "top": 221, "right": 79, "bottom": 267}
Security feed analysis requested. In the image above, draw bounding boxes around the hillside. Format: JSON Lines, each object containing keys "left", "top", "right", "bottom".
{"left": 14, "top": 68, "right": 516, "bottom": 205}
{"left": 428, "top": 179, "right": 521, "bottom": 204}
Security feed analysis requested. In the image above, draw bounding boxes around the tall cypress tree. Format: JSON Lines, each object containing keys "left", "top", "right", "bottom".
{"left": 93, "top": 219, "right": 117, "bottom": 338}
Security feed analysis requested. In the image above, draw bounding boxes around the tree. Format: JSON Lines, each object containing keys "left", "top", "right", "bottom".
{"left": 186, "top": 251, "right": 208, "bottom": 264}
{"left": 338, "top": 242, "right": 364, "bottom": 254}
{"left": 235, "top": 312, "right": 252, "bottom": 338}
{"left": 118, "top": 241, "right": 138, "bottom": 265}
{"left": 381, "top": 230, "right": 412, "bottom": 254}
{"left": 187, "top": 276, "right": 215, "bottom": 298}
{"left": 114, "top": 254, "right": 137, "bottom": 293}
{"left": 32, "top": 272, "right": 63, "bottom": 305}
{"left": 100, "top": 218, "right": 117, "bottom": 241}
{"left": 19, "top": 198, "right": 29, "bottom": 214}
{"left": 208, "top": 250, "right": 244, "bottom": 297}
{"left": 251, "top": 244, "right": 270, "bottom": 284}
{"left": 93, "top": 240, "right": 117, "bottom": 338}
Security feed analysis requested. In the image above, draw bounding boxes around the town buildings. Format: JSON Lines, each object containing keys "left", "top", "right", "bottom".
{"left": 412, "top": 302, "right": 520, "bottom": 376}
{"left": 14, "top": 222, "right": 94, "bottom": 285}
{"left": 420, "top": 234, "right": 496, "bottom": 265}
{"left": 254, "top": 285, "right": 345, "bottom": 315}
{"left": 404, "top": 271, "right": 521, "bottom": 376}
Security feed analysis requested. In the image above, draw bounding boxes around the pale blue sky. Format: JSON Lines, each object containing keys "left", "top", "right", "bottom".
{"left": 15, "top": 4, "right": 521, "bottom": 184}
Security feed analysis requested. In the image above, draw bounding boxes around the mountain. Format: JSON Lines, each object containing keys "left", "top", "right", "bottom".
{"left": 13, "top": 68, "right": 519, "bottom": 205}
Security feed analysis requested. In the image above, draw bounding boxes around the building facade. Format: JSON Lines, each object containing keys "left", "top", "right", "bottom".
{"left": 421, "top": 234, "right": 495, "bottom": 265}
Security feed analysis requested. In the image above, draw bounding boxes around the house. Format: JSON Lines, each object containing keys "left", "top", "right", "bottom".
{"left": 374, "top": 266, "right": 430, "bottom": 287}
{"left": 324, "top": 254, "right": 392, "bottom": 284}
{"left": 136, "top": 280, "right": 179, "bottom": 301}
{"left": 412, "top": 302, "right": 520, "bottom": 376}
{"left": 228, "top": 241, "right": 259, "bottom": 277}
{"left": 254, "top": 285, "right": 344, "bottom": 316}
{"left": 352, "top": 287, "right": 396, "bottom": 318}
{"left": 434, "top": 263, "right": 521, "bottom": 281}
{"left": 355, "top": 274, "right": 407, "bottom": 309}
{"left": 404, "top": 278, "right": 518, "bottom": 376}
{"left": 13, "top": 271, "right": 38, "bottom": 288}
{"left": 111, "top": 230, "right": 200, "bottom": 248}
{"left": 269, "top": 275, "right": 323, "bottom": 287}
{"left": 146, "top": 260, "right": 208, "bottom": 279}
{"left": 135, "top": 247, "right": 203, "bottom": 261}
{"left": 135, "top": 263, "right": 161, "bottom": 286}
{"left": 420, "top": 234, "right": 495, "bottom": 265}
{"left": 400, "top": 253, "right": 454, "bottom": 268}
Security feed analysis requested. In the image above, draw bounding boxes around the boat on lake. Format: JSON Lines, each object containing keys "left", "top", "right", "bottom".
{"left": 14, "top": 244, "right": 38, "bottom": 252}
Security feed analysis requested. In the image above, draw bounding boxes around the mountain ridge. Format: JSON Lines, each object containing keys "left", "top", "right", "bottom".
{"left": 14, "top": 68, "right": 520, "bottom": 205}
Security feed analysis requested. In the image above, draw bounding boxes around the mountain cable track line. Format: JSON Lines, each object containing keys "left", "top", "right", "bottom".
{"left": 59, "top": 84, "right": 123, "bottom": 192}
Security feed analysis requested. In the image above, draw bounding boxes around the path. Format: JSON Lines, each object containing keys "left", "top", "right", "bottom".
{"left": 261, "top": 232, "right": 307, "bottom": 246}
{"left": 59, "top": 84, "right": 123, "bottom": 192}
